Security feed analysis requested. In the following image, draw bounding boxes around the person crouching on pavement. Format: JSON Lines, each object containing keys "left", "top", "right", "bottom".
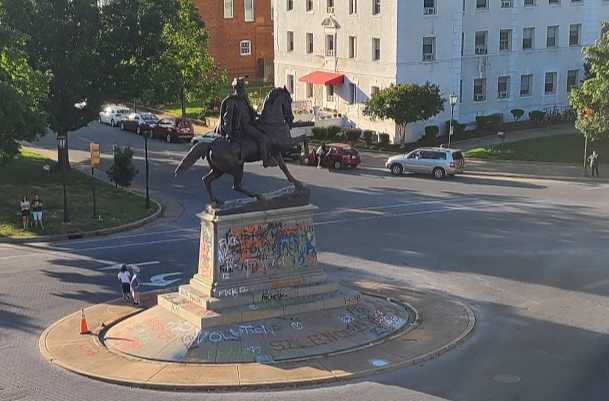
{"left": 118, "top": 265, "right": 131, "bottom": 302}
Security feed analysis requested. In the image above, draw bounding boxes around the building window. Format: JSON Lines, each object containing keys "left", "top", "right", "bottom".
{"left": 371, "top": 86, "right": 380, "bottom": 97}
{"left": 349, "top": 0, "right": 358, "bottom": 14}
{"left": 499, "top": 29, "right": 512, "bottom": 51}
{"left": 424, "top": 0, "right": 436, "bottom": 15}
{"left": 349, "top": 83, "right": 357, "bottom": 104}
{"left": 240, "top": 40, "right": 251, "bottom": 56}
{"left": 287, "top": 0, "right": 293, "bottom": 11}
{"left": 287, "top": 31, "right": 294, "bottom": 52}
{"left": 475, "top": 31, "right": 488, "bottom": 55}
{"left": 498, "top": 76, "right": 510, "bottom": 99}
{"left": 567, "top": 69, "right": 579, "bottom": 92}
{"left": 545, "top": 71, "right": 557, "bottom": 94}
{"left": 476, "top": 0, "right": 488, "bottom": 9}
{"left": 372, "top": 37, "right": 381, "bottom": 61}
{"left": 524, "top": 0, "right": 535, "bottom": 6}
{"left": 501, "top": 0, "right": 512, "bottom": 8}
{"left": 306, "top": 0, "right": 313, "bottom": 12}
{"left": 373, "top": 0, "right": 381, "bottom": 15}
{"left": 569, "top": 24, "right": 581, "bottom": 46}
{"left": 547, "top": 25, "right": 559, "bottom": 48}
{"left": 423, "top": 36, "right": 435, "bottom": 61}
{"left": 325, "top": 34, "right": 335, "bottom": 56}
{"left": 306, "top": 33, "right": 314, "bottom": 54}
{"left": 224, "top": 0, "right": 234, "bottom": 18}
{"left": 244, "top": 0, "right": 254, "bottom": 22}
{"left": 349, "top": 36, "right": 357, "bottom": 58}
{"left": 473, "top": 78, "right": 486, "bottom": 102}
{"left": 286, "top": 74, "right": 294, "bottom": 94}
{"left": 306, "top": 83, "right": 313, "bottom": 98}
{"left": 523, "top": 27, "right": 535, "bottom": 50}
{"left": 327, "top": 0, "right": 334, "bottom": 13}
{"left": 327, "top": 85, "right": 334, "bottom": 101}
{"left": 520, "top": 74, "right": 533, "bottom": 96}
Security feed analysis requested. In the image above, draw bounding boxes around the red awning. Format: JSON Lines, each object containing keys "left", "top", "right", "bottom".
{"left": 299, "top": 71, "right": 344, "bottom": 86}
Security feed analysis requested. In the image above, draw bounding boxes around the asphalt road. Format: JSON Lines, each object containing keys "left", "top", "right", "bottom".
{"left": 2, "top": 122, "right": 609, "bottom": 401}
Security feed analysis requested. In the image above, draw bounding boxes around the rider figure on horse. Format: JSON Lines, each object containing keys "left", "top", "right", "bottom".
{"left": 217, "top": 77, "right": 273, "bottom": 167}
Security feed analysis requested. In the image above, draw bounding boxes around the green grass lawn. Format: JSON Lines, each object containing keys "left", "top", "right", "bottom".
{"left": 465, "top": 134, "right": 609, "bottom": 164}
{"left": 0, "top": 148, "right": 159, "bottom": 239}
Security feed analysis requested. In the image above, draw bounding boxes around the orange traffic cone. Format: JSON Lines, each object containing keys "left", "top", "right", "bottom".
{"left": 80, "top": 308, "right": 90, "bottom": 335}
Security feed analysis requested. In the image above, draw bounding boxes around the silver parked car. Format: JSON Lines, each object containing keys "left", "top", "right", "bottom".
{"left": 385, "top": 147, "right": 465, "bottom": 179}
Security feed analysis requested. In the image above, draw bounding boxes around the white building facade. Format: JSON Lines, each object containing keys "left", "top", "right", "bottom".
{"left": 274, "top": 0, "right": 609, "bottom": 143}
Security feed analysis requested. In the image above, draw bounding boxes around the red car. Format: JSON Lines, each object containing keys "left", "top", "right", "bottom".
{"left": 306, "top": 143, "right": 361, "bottom": 169}
{"left": 150, "top": 118, "right": 194, "bottom": 143}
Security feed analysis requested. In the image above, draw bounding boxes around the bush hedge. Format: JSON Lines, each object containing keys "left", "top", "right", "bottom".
{"left": 311, "top": 125, "right": 343, "bottom": 141}
{"left": 344, "top": 128, "right": 362, "bottom": 142}
{"left": 529, "top": 110, "right": 546, "bottom": 125}
{"left": 379, "top": 133, "right": 390, "bottom": 144}
{"left": 445, "top": 119, "right": 466, "bottom": 137}
{"left": 510, "top": 109, "right": 525, "bottom": 121}
{"left": 475, "top": 113, "right": 503, "bottom": 132}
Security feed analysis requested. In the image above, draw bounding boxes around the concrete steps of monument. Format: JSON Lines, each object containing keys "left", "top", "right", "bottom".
{"left": 157, "top": 286, "right": 359, "bottom": 329}
{"left": 178, "top": 281, "right": 339, "bottom": 311}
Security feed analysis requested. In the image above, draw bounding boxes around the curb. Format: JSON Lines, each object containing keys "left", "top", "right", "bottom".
{"left": 38, "top": 287, "right": 475, "bottom": 391}
{"left": 464, "top": 169, "right": 609, "bottom": 183}
{"left": 0, "top": 198, "right": 162, "bottom": 244}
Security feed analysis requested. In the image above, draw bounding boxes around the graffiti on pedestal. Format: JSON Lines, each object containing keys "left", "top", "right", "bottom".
{"left": 198, "top": 223, "right": 213, "bottom": 277}
{"left": 217, "top": 221, "right": 317, "bottom": 280}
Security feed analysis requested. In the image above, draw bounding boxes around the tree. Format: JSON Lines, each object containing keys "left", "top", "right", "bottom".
{"left": 99, "top": 0, "right": 180, "bottom": 106}
{"left": 150, "top": 0, "right": 221, "bottom": 117}
{"left": 570, "top": 22, "right": 609, "bottom": 172}
{"left": 3, "top": 0, "right": 105, "bottom": 170}
{"left": 0, "top": 6, "right": 47, "bottom": 164}
{"left": 106, "top": 146, "right": 138, "bottom": 188}
{"left": 363, "top": 82, "right": 445, "bottom": 143}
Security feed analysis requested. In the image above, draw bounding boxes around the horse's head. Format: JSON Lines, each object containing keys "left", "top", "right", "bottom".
{"left": 260, "top": 87, "right": 294, "bottom": 128}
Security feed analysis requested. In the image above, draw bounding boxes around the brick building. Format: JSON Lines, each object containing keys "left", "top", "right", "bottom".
{"left": 193, "top": 0, "right": 274, "bottom": 82}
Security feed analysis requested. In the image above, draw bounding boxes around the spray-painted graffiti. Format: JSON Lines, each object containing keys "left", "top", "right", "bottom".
{"left": 260, "top": 289, "right": 288, "bottom": 303}
{"left": 217, "top": 221, "right": 316, "bottom": 279}
{"left": 187, "top": 323, "right": 279, "bottom": 347}
{"left": 214, "top": 286, "right": 249, "bottom": 298}
{"left": 198, "top": 224, "right": 213, "bottom": 276}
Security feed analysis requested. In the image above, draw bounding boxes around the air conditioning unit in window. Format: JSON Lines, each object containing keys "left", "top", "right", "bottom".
{"left": 501, "top": 0, "right": 512, "bottom": 7}
{"left": 424, "top": 7, "right": 436, "bottom": 15}
{"left": 474, "top": 94, "right": 485, "bottom": 102}
{"left": 327, "top": 6, "right": 334, "bottom": 14}
{"left": 475, "top": 47, "right": 487, "bottom": 55}
{"left": 498, "top": 91, "right": 508, "bottom": 98}
{"left": 423, "top": 54, "right": 434, "bottom": 61}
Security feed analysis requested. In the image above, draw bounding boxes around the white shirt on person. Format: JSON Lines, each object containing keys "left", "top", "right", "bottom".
{"left": 118, "top": 271, "right": 131, "bottom": 284}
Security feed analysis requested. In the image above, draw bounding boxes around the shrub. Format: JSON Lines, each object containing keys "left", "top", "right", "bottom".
{"left": 419, "top": 131, "right": 438, "bottom": 147}
{"left": 379, "top": 133, "right": 390, "bottom": 144}
{"left": 312, "top": 127, "right": 326, "bottom": 141}
{"left": 424, "top": 125, "right": 439, "bottom": 137}
{"left": 326, "top": 125, "right": 342, "bottom": 140}
{"left": 529, "top": 110, "right": 546, "bottom": 125}
{"left": 371, "top": 132, "right": 379, "bottom": 144}
{"left": 510, "top": 108, "right": 525, "bottom": 121}
{"left": 475, "top": 113, "right": 503, "bottom": 132}
{"left": 344, "top": 128, "right": 362, "bottom": 142}
{"left": 106, "top": 146, "right": 138, "bottom": 188}
{"left": 444, "top": 120, "right": 466, "bottom": 137}
{"left": 363, "top": 130, "right": 374, "bottom": 146}
{"left": 336, "top": 131, "right": 346, "bottom": 141}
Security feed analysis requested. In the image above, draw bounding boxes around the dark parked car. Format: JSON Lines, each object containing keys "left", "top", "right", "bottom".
{"left": 120, "top": 113, "right": 159, "bottom": 135}
{"left": 150, "top": 118, "right": 194, "bottom": 143}
{"left": 305, "top": 143, "right": 361, "bottom": 169}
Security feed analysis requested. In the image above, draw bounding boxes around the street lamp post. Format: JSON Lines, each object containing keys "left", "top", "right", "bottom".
{"left": 448, "top": 93, "right": 458, "bottom": 148}
{"left": 57, "top": 136, "right": 70, "bottom": 223}
{"left": 144, "top": 133, "right": 150, "bottom": 209}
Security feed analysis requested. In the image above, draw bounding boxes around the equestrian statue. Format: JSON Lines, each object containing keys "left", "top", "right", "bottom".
{"left": 174, "top": 78, "right": 306, "bottom": 206}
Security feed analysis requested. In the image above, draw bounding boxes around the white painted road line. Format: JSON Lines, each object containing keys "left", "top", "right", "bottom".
{"left": 99, "top": 260, "right": 160, "bottom": 273}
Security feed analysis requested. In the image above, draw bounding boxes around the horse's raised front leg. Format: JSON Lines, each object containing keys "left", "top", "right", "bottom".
{"left": 274, "top": 154, "right": 304, "bottom": 189}
{"left": 203, "top": 168, "right": 224, "bottom": 206}
{"left": 232, "top": 167, "right": 263, "bottom": 200}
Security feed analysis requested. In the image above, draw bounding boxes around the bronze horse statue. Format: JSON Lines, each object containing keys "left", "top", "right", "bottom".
{"left": 174, "top": 87, "right": 305, "bottom": 205}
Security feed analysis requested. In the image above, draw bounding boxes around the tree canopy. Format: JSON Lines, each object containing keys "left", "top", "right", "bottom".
{"left": 571, "top": 22, "right": 609, "bottom": 140}
{"left": 363, "top": 82, "right": 445, "bottom": 129}
{"left": 0, "top": 4, "right": 47, "bottom": 164}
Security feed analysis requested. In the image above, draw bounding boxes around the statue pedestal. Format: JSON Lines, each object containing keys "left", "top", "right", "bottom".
{"left": 158, "top": 204, "right": 358, "bottom": 329}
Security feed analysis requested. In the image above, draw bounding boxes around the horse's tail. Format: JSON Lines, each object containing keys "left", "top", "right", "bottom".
{"left": 175, "top": 142, "right": 211, "bottom": 177}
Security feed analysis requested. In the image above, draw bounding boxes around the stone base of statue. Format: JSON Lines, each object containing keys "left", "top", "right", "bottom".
{"left": 157, "top": 201, "right": 357, "bottom": 329}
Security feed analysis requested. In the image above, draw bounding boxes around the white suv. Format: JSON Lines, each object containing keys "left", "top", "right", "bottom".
{"left": 385, "top": 147, "right": 465, "bottom": 179}
{"left": 99, "top": 105, "right": 131, "bottom": 127}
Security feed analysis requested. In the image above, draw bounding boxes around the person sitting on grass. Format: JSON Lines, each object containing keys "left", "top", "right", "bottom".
{"left": 19, "top": 195, "right": 31, "bottom": 230}
{"left": 31, "top": 193, "right": 44, "bottom": 230}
